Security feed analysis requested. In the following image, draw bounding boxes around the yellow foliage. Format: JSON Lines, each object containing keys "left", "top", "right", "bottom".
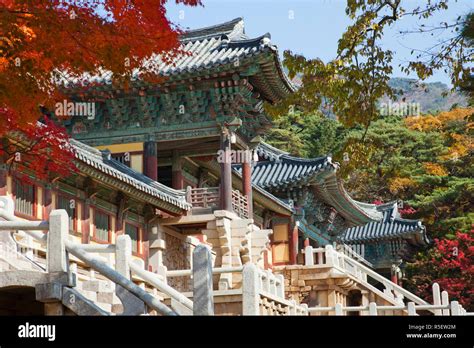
{"left": 388, "top": 177, "right": 416, "bottom": 194}
{"left": 423, "top": 162, "right": 448, "bottom": 176}
{"left": 405, "top": 115, "right": 441, "bottom": 131}
{"left": 405, "top": 107, "right": 474, "bottom": 132}
{"left": 437, "top": 108, "right": 474, "bottom": 124}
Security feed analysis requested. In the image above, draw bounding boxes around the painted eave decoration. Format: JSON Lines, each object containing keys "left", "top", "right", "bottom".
{"left": 235, "top": 142, "right": 383, "bottom": 226}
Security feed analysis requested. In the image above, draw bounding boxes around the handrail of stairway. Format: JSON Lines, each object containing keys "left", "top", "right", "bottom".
{"left": 0, "top": 198, "right": 178, "bottom": 316}
{"left": 166, "top": 266, "right": 243, "bottom": 277}
{"left": 129, "top": 262, "right": 193, "bottom": 311}
{"left": 64, "top": 240, "right": 177, "bottom": 316}
{"left": 336, "top": 250, "right": 430, "bottom": 306}
{"left": 335, "top": 242, "right": 373, "bottom": 268}
{"left": 305, "top": 245, "right": 433, "bottom": 313}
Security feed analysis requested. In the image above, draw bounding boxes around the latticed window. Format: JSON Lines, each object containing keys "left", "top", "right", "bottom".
{"left": 57, "top": 195, "right": 76, "bottom": 233}
{"left": 125, "top": 223, "right": 139, "bottom": 253}
{"left": 14, "top": 178, "right": 35, "bottom": 217}
{"left": 94, "top": 210, "right": 110, "bottom": 242}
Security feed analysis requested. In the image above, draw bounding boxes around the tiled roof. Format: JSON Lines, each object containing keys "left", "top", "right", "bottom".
{"left": 71, "top": 140, "right": 191, "bottom": 211}
{"left": 60, "top": 18, "right": 295, "bottom": 102}
{"left": 235, "top": 142, "right": 383, "bottom": 226}
{"left": 339, "top": 202, "right": 429, "bottom": 246}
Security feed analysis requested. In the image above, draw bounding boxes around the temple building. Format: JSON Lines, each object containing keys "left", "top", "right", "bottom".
{"left": 0, "top": 18, "right": 435, "bottom": 316}
{"left": 339, "top": 201, "right": 429, "bottom": 281}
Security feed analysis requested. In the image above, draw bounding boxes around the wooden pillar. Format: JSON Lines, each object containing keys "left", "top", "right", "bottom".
{"left": 391, "top": 265, "right": 398, "bottom": 284}
{"left": 242, "top": 160, "right": 253, "bottom": 217}
{"left": 116, "top": 193, "right": 126, "bottom": 236}
{"left": 220, "top": 130, "right": 233, "bottom": 212}
{"left": 82, "top": 199, "right": 91, "bottom": 244}
{"left": 0, "top": 165, "right": 7, "bottom": 196}
{"left": 290, "top": 223, "right": 299, "bottom": 264}
{"left": 44, "top": 184, "right": 53, "bottom": 220}
{"left": 144, "top": 141, "right": 158, "bottom": 181}
{"left": 171, "top": 152, "right": 183, "bottom": 190}
{"left": 304, "top": 238, "right": 310, "bottom": 247}
{"left": 142, "top": 228, "right": 149, "bottom": 271}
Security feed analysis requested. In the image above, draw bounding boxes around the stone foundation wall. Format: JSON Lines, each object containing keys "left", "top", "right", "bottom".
{"left": 163, "top": 232, "right": 192, "bottom": 292}
{"left": 274, "top": 265, "right": 405, "bottom": 315}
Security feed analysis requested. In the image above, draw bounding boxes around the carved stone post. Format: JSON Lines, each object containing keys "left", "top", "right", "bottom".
{"left": 48, "top": 210, "right": 68, "bottom": 273}
{"left": 148, "top": 225, "right": 167, "bottom": 275}
{"left": 242, "top": 263, "right": 260, "bottom": 315}
{"left": 215, "top": 213, "right": 232, "bottom": 290}
{"left": 192, "top": 244, "right": 214, "bottom": 315}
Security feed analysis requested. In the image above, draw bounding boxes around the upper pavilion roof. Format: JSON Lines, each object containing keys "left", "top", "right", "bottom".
{"left": 60, "top": 18, "right": 294, "bottom": 103}
{"left": 339, "top": 202, "right": 429, "bottom": 246}
{"left": 235, "top": 142, "right": 383, "bottom": 227}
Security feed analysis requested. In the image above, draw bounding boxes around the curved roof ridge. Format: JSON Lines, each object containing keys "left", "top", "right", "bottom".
{"left": 181, "top": 17, "right": 245, "bottom": 42}
{"left": 225, "top": 33, "right": 271, "bottom": 47}
{"left": 279, "top": 153, "right": 331, "bottom": 164}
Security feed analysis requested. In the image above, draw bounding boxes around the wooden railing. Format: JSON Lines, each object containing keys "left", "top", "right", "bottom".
{"left": 186, "top": 186, "right": 249, "bottom": 219}
{"left": 232, "top": 189, "right": 249, "bottom": 219}
{"left": 186, "top": 187, "right": 220, "bottom": 209}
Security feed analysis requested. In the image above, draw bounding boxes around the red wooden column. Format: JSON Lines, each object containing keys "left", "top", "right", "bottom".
{"left": 82, "top": 199, "right": 91, "bottom": 244}
{"left": 0, "top": 165, "right": 7, "bottom": 196}
{"left": 44, "top": 184, "right": 53, "bottom": 220}
{"left": 304, "top": 238, "right": 310, "bottom": 247}
{"left": 242, "top": 159, "right": 253, "bottom": 218}
{"left": 144, "top": 140, "right": 158, "bottom": 181}
{"left": 391, "top": 265, "right": 398, "bottom": 284}
{"left": 171, "top": 152, "right": 183, "bottom": 190}
{"left": 220, "top": 129, "right": 233, "bottom": 212}
{"left": 289, "top": 222, "right": 299, "bottom": 264}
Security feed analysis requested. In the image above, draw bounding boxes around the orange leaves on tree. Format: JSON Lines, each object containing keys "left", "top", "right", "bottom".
{"left": 388, "top": 177, "right": 416, "bottom": 194}
{"left": 0, "top": 0, "right": 202, "bottom": 125}
{"left": 422, "top": 162, "right": 448, "bottom": 176}
{"left": 0, "top": 0, "right": 201, "bottom": 180}
{"left": 0, "top": 108, "right": 76, "bottom": 182}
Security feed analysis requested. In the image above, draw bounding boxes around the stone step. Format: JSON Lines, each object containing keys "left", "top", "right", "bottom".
{"left": 112, "top": 303, "right": 124, "bottom": 314}
{"left": 96, "top": 292, "right": 115, "bottom": 304}
{"left": 81, "top": 280, "right": 114, "bottom": 293}
{"left": 95, "top": 302, "right": 112, "bottom": 313}
{"left": 79, "top": 289, "right": 97, "bottom": 303}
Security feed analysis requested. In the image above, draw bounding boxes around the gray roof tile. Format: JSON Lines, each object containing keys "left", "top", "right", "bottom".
{"left": 71, "top": 139, "right": 190, "bottom": 210}
{"left": 339, "top": 202, "right": 428, "bottom": 245}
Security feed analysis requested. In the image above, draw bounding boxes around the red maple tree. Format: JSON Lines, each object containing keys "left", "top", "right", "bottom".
{"left": 409, "top": 229, "right": 474, "bottom": 311}
{"left": 0, "top": 0, "right": 201, "bottom": 179}
{"left": 0, "top": 108, "right": 76, "bottom": 181}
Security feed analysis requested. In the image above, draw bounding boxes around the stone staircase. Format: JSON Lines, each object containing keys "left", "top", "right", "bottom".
{"left": 0, "top": 233, "right": 124, "bottom": 315}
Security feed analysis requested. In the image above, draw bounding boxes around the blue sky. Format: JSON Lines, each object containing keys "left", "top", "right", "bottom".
{"left": 165, "top": 0, "right": 473, "bottom": 86}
